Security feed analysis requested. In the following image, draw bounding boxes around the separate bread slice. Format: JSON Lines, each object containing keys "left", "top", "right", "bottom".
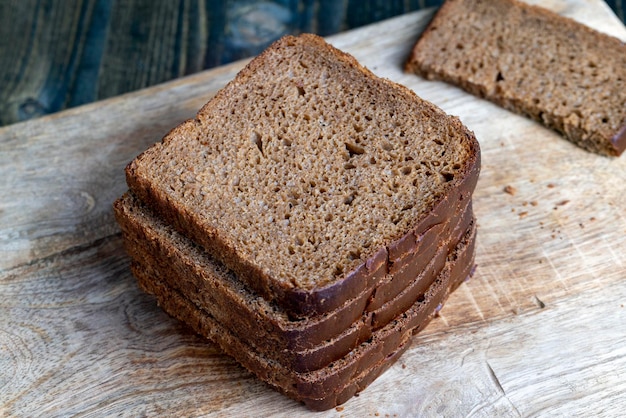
{"left": 128, "top": 222, "right": 476, "bottom": 410}
{"left": 114, "top": 191, "right": 474, "bottom": 372}
{"left": 126, "top": 33, "right": 480, "bottom": 317}
{"left": 405, "top": 0, "right": 626, "bottom": 157}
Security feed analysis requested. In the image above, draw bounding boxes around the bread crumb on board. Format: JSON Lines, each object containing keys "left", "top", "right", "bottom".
{"left": 503, "top": 185, "right": 517, "bottom": 195}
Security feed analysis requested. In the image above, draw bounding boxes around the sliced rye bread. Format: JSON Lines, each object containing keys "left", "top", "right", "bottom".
{"left": 125, "top": 33, "right": 480, "bottom": 317}
{"left": 405, "top": 0, "right": 626, "bottom": 157}
{"left": 129, "top": 223, "right": 476, "bottom": 410}
{"left": 115, "top": 192, "right": 474, "bottom": 371}
{"left": 114, "top": 191, "right": 474, "bottom": 372}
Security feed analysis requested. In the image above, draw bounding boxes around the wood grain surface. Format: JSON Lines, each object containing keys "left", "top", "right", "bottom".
{"left": 0, "top": 0, "right": 624, "bottom": 127}
{"left": 1, "top": 1, "right": 626, "bottom": 416}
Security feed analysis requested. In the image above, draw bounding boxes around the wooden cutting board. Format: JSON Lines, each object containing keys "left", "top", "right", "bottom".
{"left": 1, "top": 1, "right": 625, "bottom": 416}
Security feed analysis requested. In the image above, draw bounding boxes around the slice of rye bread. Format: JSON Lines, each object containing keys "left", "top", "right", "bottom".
{"left": 129, "top": 225, "right": 476, "bottom": 410}
{"left": 125, "top": 33, "right": 480, "bottom": 317}
{"left": 405, "top": 0, "right": 626, "bottom": 157}
{"left": 114, "top": 191, "right": 474, "bottom": 372}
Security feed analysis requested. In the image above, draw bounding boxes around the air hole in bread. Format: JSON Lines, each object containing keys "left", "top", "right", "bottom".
{"left": 295, "top": 234, "right": 305, "bottom": 246}
{"left": 348, "top": 250, "right": 360, "bottom": 261}
{"left": 442, "top": 172, "right": 455, "bottom": 182}
{"left": 345, "top": 142, "right": 365, "bottom": 157}
{"left": 333, "top": 265, "right": 343, "bottom": 276}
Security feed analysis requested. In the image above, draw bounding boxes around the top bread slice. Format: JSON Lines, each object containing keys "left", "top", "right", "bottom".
{"left": 405, "top": 0, "right": 626, "bottom": 157}
{"left": 126, "top": 33, "right": 480, "bottom": 317}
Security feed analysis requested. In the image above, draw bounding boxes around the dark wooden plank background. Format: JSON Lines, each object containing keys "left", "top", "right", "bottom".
{"left": 0, "top": 0, "right": 623, "bottom": 127}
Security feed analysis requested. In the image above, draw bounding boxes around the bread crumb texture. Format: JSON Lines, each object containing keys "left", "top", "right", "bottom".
{"left": 132, "top": 34, "right": 477, "bottom": 292}
{"left": 406, "top": 0, "right": 626, "bottom": 156}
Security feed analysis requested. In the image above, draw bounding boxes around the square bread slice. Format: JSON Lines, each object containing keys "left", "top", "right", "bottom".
{"left": 405, "top": 0, "right": 626, "bottom": 156}
{"left": 125, "top": 33, "right": 480, "bottom": 317}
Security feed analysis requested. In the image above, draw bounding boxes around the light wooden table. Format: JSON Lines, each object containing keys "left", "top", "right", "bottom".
{"left": 1, "top": 1, "right": 625, "bottom": 416}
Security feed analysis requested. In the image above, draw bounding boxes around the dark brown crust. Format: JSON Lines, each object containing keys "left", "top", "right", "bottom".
{"left": 130, "top": 224, "right": 476, "bottom": 410}
{"left": 370, "top": 203, "right": 473, "bottom": 329}
{"left": 612, "top": 124, "right": 626, "bottom": 155}
{"left": 373, "top": 199, "right": 473, "bottom": 311}
{"left": 305, "top": 339, "right": 412, "bottom": 411}
{"left": 114, "top": 192, "right": 474, "bottom": 372}
{"left": 405, "top": 0, "right": 626, "bottom": 157}
{"left": 125, "top": 34, "right": 481, "bottom": 317}
{"left": 303, "top": 254, "right": 473, "bottom": 411}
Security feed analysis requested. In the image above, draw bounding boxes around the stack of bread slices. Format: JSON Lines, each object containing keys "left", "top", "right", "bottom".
{"left": 114, "top": 34, "right": 480, "bottom": 410}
